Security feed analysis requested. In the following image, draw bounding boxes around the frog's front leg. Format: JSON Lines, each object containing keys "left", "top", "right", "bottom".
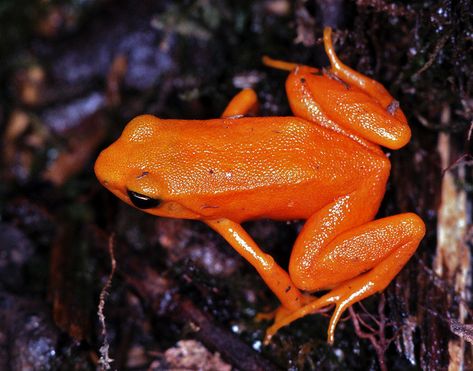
{"left": 267, "top": 211, "right": 425, "bottom": 344}
{"left": 206, "top": 218, "right": 304, "bottom": 311}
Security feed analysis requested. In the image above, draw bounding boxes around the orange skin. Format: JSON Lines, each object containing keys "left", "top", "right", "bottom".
{"left": 95, "top": 28, "right": 425, "bottom": 344}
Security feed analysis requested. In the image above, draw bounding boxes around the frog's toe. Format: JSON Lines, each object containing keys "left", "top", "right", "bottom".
{"left": 255, "top": 309, "right": 277, "bottom": 322}
{"left": 263, "top": 295, "right": 335, "bottom": 345}
{"left": 256, "top": 304, "right": 296, "bottom": 325}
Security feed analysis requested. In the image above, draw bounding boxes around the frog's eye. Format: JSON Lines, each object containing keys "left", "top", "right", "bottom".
{"left": 127, "top": 190, "right": 161, "bottom": 209}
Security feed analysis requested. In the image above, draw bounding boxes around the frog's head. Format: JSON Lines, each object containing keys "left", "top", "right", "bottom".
{"left": 94, "top": 115, "right": 201, "bottom": 219}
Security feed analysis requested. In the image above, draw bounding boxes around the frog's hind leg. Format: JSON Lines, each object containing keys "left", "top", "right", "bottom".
{"left": 265, "top": 213, "right": 425, "bottom": 344}
{"left": 222, "top": 88, "right": 259, "bottom": 117}
{"left": 323, "top": 27, "right": 402, "bottom": 116}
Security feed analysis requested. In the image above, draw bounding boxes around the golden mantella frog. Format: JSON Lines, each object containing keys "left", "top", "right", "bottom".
{"left": 95, "top": 28, "right": 425, "bottom": 344}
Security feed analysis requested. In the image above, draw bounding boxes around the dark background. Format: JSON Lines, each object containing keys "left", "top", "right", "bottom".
{"left": 0, "top": 0, "right": 472, "bottom": 370}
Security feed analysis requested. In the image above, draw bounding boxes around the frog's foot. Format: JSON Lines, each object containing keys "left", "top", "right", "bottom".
{"left": 323, "top": 27, "right": 400, "bottom": 113}
{"left": 265, "top": 219, "right": 425, "bottom": 345}
{"left": 257, "top": 294, "right": 313, "bottom": 323}
{"left": 263, "top": 294, "right": 335, "bottom": 345}
{"left": 265, "top": 262, "right": 411, "bottom": 345}
{"left": 264, "top": 213, "right": 426, "bottom": 345}
{"left": 262, "top": 56, "right": 299, "bottom": 72}
{"left": 265, "top": 279, "right": 373, "bottom": 345}
{"left": 266, "top": 277, "right": 384, "bottom": 345}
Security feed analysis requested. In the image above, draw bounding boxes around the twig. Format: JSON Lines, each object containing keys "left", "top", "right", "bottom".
{"left": 467, "top": 120, "right": 473, "bottom": 143}
{"left": 97, "top": 233, "right": 117, "bottom": 371}
{"left": 412, "top": 31, "right": 451, "bottom": 79}
{"left": 349, "top": 295, "right": 393, "bottom": 371}
{"left": 441, "top": 153, "right": 473, "bottom": 177}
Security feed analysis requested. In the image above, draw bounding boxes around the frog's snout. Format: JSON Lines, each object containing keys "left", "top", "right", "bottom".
{"left": 94, "top": 146, "right": 119, "bottom": 189}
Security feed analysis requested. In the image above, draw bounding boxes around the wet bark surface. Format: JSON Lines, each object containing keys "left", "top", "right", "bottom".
{"left": 0, "top": 0, "right": 472, "bottom": 369}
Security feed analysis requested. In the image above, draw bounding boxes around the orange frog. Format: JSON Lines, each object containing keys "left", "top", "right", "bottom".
{"left": 95, "top": 28, "right": 425, "bottom": 344}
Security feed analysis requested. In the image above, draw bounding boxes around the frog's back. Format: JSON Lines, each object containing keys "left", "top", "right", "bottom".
{"left": 120, "top": 115, "right": 387, "bottom": 221}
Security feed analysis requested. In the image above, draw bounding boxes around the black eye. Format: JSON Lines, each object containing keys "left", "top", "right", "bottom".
{"left": 127, "top": 190, "right": 161, "bottom": 209}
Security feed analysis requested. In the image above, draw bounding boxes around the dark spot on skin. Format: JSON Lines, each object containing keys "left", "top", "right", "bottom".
{"left": 272, "top": 130, "right": 282, "bottom": 134}
{"left": 285, "top": 286, "right": 291, "bottom": 293}
{"left": 209, "top": 169, "right": 214, "bottom": 174}
{"left": 136, "top": 171, "right": 149, "bottom": 179}
{"left": 300, "top": 77, "right": 306, "bottom": 83}
{"left": 387, "top": 100, "right": 400, "bottom": 115}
